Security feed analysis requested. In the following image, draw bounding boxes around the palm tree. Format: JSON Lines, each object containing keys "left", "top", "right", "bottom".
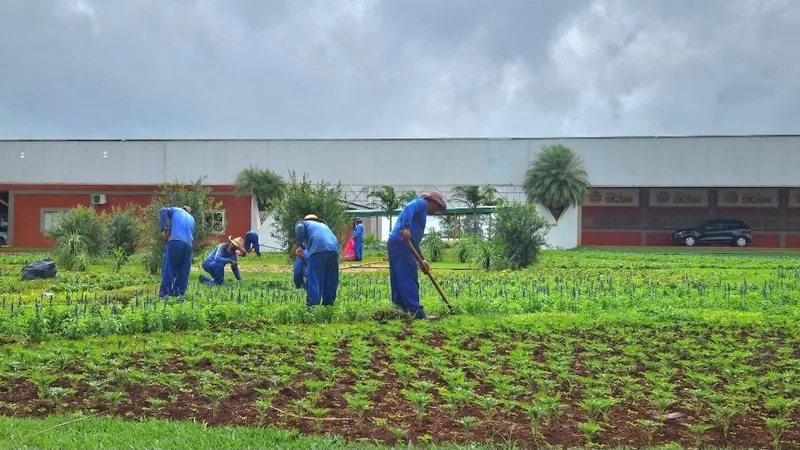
{"left": 368, "top": 186, "right": 400, "bottom": 231}
{"left": 523, "top": 144, "right": 591, "bottom": 221}
{"left": 450, "top": 185, "right": 499, "bottom": 236}
{"left": 398, "top": 190, "right": 418, "bottom": 205}
{"left": 234, "top": 166, "right": 285, "bottom": 212}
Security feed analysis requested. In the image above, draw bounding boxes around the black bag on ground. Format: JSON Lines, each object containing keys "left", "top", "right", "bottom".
{"left": 21, "top": 258, "right": 58, "bottom": 281}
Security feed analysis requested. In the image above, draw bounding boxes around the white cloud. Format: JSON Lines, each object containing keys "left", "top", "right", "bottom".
{"left": 0, "top": 0, "right": 798, "bottom": 138}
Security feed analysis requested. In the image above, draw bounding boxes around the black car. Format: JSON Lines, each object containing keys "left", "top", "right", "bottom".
{"left": 671, "top": 219, "right": 752, "bottom": 247}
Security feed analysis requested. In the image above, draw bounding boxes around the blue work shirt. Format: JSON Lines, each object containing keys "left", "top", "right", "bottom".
{"left": 203, "top": 243, "right": 241, "bottom": 280}
{"left": 295, "top": 220, "right": 339, "bottom": 256}
{"left": 353, "top": 223, "right": 364, "bottom": 242}
{"left": 159, "top": 207, "right": 195, "bottom": 246}
{"left": 389, "top": 198, "right": 427, "bottom": 257}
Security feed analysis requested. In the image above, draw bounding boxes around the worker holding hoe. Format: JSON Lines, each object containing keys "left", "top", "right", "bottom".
{"left": 352, "top": 217, "right": 365, "bottom": 261}
{"left": 293, "top": 245, "right": 310, "bottom": 289}
{"left": 294, "top": 214, "right": 339, "bottom": 308}
{"left": 199, "top": 236, "right": 246, "bottom": 286}
{"left": 158, "top": 205, "right": 195, "bottom": 299}
{"left": 244, "top": 229, "right": 261, "bottom": 256}
{"left": 387, "top": 192, "right": 447, "bottom": 320}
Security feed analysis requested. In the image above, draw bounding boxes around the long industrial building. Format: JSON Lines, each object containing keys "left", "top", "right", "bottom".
{"left": 1, "top": 135, "right": 799, "bottom": 249}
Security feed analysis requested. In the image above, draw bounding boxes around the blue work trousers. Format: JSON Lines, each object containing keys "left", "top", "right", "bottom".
{"left": 200, "top": 261, "right": 225, "bottom": 286}
{"left": 159, "top": 240, "right": 193, "bottom": 297}
{"left": 306, "top": 251, "right": 339, "bottom": 307}
{"left": 354, "top": 239, "right": 364, "bottom": 261}
{"left": 387, "top": 237, "right": 425, "bottom": 318}
{"left": 293, "top": 259, "right": 307, "bottom": 289}
{"left": 245, "top": 234, "right": 261, "bottom": 256}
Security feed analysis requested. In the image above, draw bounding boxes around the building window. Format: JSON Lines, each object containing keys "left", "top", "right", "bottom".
{"left": 204, "top": 209, "right": 227, "bottom": 235}
{"left": 40, "top": 208, "right": 70, "bottom": 232}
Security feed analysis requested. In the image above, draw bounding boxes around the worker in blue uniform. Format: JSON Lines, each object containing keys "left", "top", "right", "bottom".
{"left": 244, "top": 230, "right": 261, "bottom": 256}
{"left": 158, "top": 205, "right": 195, "bottom": 298}
{"left": 293, "top": 246, "right": 310, "bottom": 289}
{"left": 199, "top": 236, "right": 246, "bottom": 286}
{"left": 352, "top": 217, "right": 365, "bottom": 261}
{"left": 387, "top": 192, "right": 447, "bottom": 320}
{"left": 294, "top": 214, "right": 339, "bottom": 308}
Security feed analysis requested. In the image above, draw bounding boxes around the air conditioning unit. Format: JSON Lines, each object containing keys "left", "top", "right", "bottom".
{"left": 90, "top": 193, "right": 107, "bottom": 205}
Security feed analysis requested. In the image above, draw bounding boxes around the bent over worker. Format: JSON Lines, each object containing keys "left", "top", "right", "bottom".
{"left": 294, "top": 215, "right": 339, "bottom": 307}
{"left": 200, "top": 236, "right": 246, "bottom": 286}
{"left": 387, "top": 192, "right": 447, "bottom": 320}
{"left": 159, "top": 205, "right": 195, "bottom": 298}
{"left": 352, "top": 217, "right": 365, "bottom": 261}
{"left": 293, "top": 247, "right": 310, "bottom": 289}
{"left": 244, "top": 230, "right": 261, "bottom": 256}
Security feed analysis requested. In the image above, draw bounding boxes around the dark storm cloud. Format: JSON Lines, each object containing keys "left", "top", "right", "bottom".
{"left": 0, "top": 0, "right": 797, "bottom": 138}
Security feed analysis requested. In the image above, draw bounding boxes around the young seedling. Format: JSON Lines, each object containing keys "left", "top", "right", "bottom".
{"left": 402, "top": 389, "right": 432, "bottom": 421}
{"left": 577, "top": 421, "right": 602, "bottom": 445}
{"left": 765, "top": 417, "right": 792, "bottom": 450}
{"left": 637, "top": 419, "right": 662, "bottom": 446}
{"left": 475, "top": 396, "right": 499, "bottom": 421}
{"left": 458, "top": 416, "right": 480, "bottom": 434}
{"left": 343, "top": 393, "right": 372, "bottom": 421}
{"left": 308, "top": 406, "right": 330, "bottom": 432}
{"left": 685, "top": 423, "right": 713, "bottom": 449}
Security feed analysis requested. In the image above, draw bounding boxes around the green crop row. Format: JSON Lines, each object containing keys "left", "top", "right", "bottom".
{"left": 1, "top": 311, "right": 799, "bottom": 448}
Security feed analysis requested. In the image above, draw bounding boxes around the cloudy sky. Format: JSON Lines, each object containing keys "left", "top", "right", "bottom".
{"left": 0, "top": 0, "right": 798, "bottom": 139}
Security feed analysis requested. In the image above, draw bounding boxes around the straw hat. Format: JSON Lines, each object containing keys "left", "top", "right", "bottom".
{"left": 303, "top": 214, "right": 328, "bottom": 225}
{"left": 355, "top": 217, "right": 363, "bottom": 223}
{"left": 419, "top": 191, "right": 447, "bottom": 212}
{"left": 228, "top": 236, "right": 245, "bottom": 252}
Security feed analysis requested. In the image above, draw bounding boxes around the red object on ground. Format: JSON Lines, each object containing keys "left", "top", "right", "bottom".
{"left": 342, "top": 238, "right": 356, "bottom": 261}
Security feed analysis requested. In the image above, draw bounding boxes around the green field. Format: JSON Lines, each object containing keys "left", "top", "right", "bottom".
{"left": 1, "top": 248, "right": 800, "bottom": 449}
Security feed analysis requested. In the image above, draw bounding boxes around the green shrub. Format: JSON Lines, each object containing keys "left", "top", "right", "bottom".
{"left": 491, "top": 202, "right": 550, "bottom": 269}
{"left": 44, "top": 205, "right": 106, "bottom": 258}
{"left": 105, "top": 206, "right": 142, "bottom": 257}
{"left": 271, "top": 171, "right": 348, "bottom": 252}
{"left": 52, "top": 232, "right": 91, "bottom": 271}
{"left": 454, "top": 236, "right": 481, "bottom": 263}
{"left": 141, "top": 177, "right": 222, "bottom": 275}
{"left": 422, "top": 229, "right": 445, "bottom": 262}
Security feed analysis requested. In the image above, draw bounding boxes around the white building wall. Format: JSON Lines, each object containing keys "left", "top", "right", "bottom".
{"left": 3, "top": 136, "right": 800, "bottom": 189}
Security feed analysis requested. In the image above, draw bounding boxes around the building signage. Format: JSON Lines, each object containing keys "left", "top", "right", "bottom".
{"left": 584, "top": 189, "right": 639, "bottom": 207}
{"left": 789, "top": 189, "right": 800, "bottom": 208}
{"left": 716, "top": 189, "right": 779, "bottom": 208}
{"left": 649, "top": 189, "right": 708, "bottom": 207}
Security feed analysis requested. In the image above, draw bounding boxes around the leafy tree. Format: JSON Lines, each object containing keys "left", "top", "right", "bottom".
{"left": 438, "top": 214, "right": 456, "bottom": 238}
{"left": 398, "top": 190, "right": 418, "bottom": 205}
{"left": 368, "top": 186, "right": 400, "bottom": 231}
{"left": 141, "top": 177, "right": 222, "bottom": 275}
{"left": 234, "top": 166, "right": 285, "bottom": 212}
{"left": 450, "top": 185, "right": 499, "bottom": 237}
{"left": 45, "top": 205, "right": 107, "bottom": 258}
{"left": 421, "top": 228, "right": 445, "bottom": 262}
{"left": 491, "top": 201, "right": 550, "bottom": 269}
{"left": 105, "top": 206, "right": 142, "bottom": 257}
{"left": 271, "top": 171, "right": 348, "bottom": 252}
{"left": 523, "top": 144, "right": 591, "bottom": 221}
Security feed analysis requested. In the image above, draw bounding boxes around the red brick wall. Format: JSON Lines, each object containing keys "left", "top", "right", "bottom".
{"left": 9, "top": 189, "right": 250, "bottom": 247}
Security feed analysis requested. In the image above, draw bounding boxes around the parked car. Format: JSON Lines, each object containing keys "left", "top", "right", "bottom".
{"left": 671, "top": 219, "right": 752, "bottom": 247}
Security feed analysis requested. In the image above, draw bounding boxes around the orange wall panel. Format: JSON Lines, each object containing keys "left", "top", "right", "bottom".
{"left": 581, "top": 231, "right": 642, "bottom": 246}
{"left": 785, "top": 234, "right": 800, "bottom": 248}
{"left": 645, "top": 232, "right": 673, "bottom": 246}
{"left": 750, "top": 233, "right": 781, "bottom": 248}
{"left": 11, "top": 192, "right": 251, "bottom": 248}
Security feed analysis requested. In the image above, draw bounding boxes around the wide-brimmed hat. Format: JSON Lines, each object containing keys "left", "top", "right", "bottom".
{"left": 228, "top": 236, "right": 245, "bottom": 252}
{"left": 355, "top": 217, "right": 363, "bottom": 223}
{"left": 419, "top": 191, "right": 447, "bottom": 212}
{"left": 303, "top": 214, "right": 328, "bottom": 225}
